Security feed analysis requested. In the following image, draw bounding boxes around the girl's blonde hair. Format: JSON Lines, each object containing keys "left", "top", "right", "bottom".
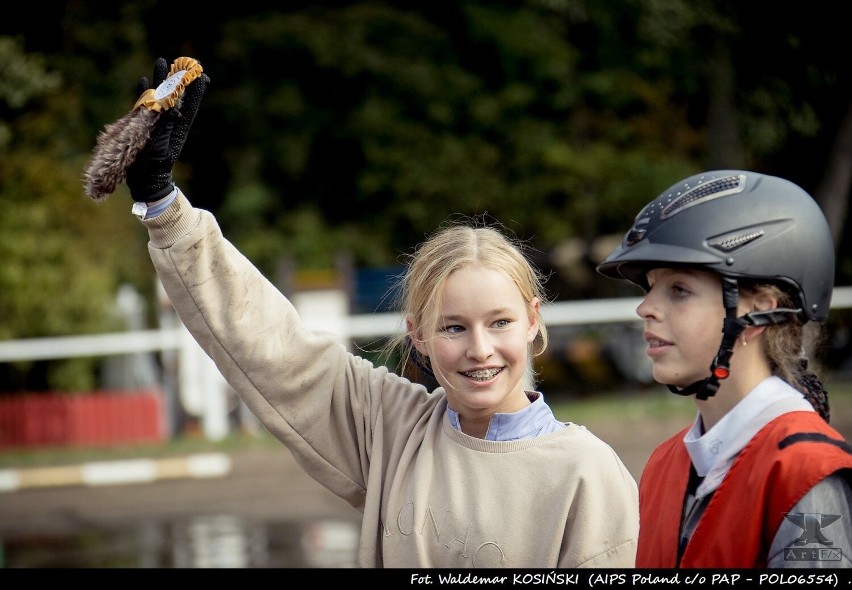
{"left": 381, "top": 219, "right": 550, "bottom": 390}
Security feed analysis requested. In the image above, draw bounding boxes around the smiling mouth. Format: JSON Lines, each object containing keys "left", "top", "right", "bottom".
{"left": 461, "top": 368, "right": 503, "bottom": 381}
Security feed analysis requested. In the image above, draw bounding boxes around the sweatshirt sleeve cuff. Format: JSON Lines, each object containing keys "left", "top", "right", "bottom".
{"left": 140, "top": 188, "right": 205, "bottom": 249}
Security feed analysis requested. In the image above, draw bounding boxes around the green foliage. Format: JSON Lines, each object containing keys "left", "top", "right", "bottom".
{"left": 0, "top": 34, "right": 151, "bottom": 391}
{"left": 207, "top": 2, "right": 703, "bottom": 277}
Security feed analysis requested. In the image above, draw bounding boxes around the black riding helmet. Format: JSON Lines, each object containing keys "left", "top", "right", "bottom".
{"left": 597, "top": 170, "right": 835, "bottom": 399}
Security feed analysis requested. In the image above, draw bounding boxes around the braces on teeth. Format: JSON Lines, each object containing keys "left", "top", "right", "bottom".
{"left": 464, "top": 368, "right": 501, "bottom": 380}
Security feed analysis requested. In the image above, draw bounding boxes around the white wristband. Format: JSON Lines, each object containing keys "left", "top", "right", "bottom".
{"left": 131, "top": 187, "right": 178, "bottom": 220}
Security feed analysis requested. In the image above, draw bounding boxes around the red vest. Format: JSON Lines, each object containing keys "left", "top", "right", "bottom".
{"left": 637, "top": 411, "right": 852, "bottom": 568}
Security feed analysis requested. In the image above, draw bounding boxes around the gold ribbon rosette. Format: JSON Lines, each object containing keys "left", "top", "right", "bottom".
{"left": 133, "top": 57, "right": 203, "bottom": 112}
{"left": 82, "top": 57, "right": 204, "bottom": 202}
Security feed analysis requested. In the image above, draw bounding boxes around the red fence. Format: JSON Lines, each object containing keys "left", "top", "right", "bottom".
{"left": 0, "top": 389, "right": 166, "bottom": 448}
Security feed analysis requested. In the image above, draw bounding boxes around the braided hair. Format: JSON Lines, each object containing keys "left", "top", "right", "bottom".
{"left": 744, "top": 283, "right": 831, "bottom": 422}
{"left": 797, "top": 358, "right": 830, "bottom": 422}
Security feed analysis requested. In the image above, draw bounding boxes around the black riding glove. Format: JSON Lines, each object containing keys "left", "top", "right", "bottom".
{"left": 126, "top": 58, "right": 210, "bottom": 202}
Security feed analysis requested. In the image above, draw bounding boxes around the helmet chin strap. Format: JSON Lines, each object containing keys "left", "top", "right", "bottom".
{"left": 667, "top": 276, "right": 799, "bottom": 401}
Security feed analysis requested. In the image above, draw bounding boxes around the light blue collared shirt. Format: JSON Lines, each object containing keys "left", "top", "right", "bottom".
{"left": 447, "top": 392, "right": 566, "bottom": 441}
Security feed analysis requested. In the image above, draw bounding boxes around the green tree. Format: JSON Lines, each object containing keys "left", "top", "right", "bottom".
{"left": 0, "top": 33, "right": 152, "bottom": 391}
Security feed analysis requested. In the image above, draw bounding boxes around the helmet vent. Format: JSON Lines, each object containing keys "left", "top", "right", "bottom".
{"left": 661, "top": 174, "right": 746, "bottom": 220}
{"left": 624, "top": 228, "right": 646, "bottom": 246}
{"left": 709, "top": 229, "right": 764, "bottom": 252}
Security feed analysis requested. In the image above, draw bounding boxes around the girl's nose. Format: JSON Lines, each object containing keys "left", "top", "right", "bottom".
{"left": 636, "top": 292, "right": 658, "bottom": 320}
{"left": 466, "top": 327, "right": 494, "bottom": 361}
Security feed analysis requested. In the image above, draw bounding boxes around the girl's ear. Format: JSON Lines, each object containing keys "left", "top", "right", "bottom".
{"left": 527, "top": 297, "right": 541, "bottom": 343}
{"left": 743, "top": 288, "right": 778, "bottom": 343}
{"left": 753, "top": 290, "right": 779, "bottom": 313}
{"left": 406, "top": 317, "right": 427, "bottom": 354}
{"left": 738, "top": 287, "right": 778, "bottom": 316}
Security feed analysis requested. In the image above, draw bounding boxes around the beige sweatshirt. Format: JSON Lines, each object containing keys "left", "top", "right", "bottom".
{"left": 142, "top": 191, "right": 639, "bottom": 568}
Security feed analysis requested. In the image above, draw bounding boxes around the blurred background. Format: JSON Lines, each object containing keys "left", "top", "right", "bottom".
{"left": 1, "top": 0, "right": 851, "bottom": 568}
